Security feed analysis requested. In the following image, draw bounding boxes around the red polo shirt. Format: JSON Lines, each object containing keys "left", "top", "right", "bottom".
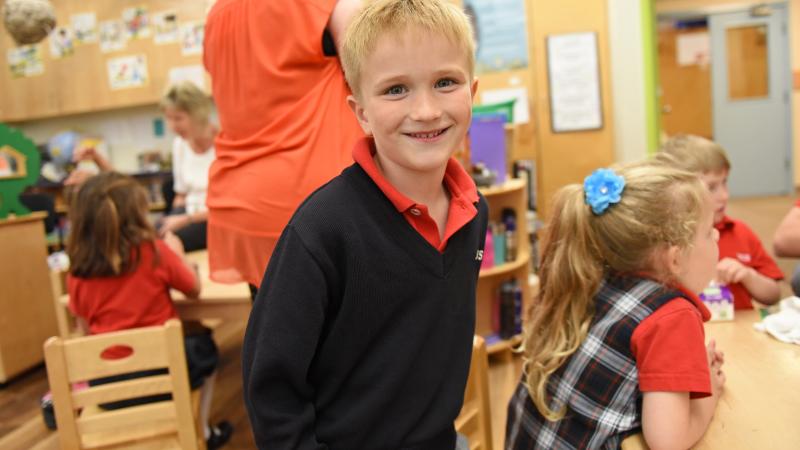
{"left": 631, "top": 283, "right": 713, "bottom": 398}
{"left": 352, "top": 138, "right": 479, "bottom": 252}
{"left": 716, "top": 216, "right": 783, "bottom": 309}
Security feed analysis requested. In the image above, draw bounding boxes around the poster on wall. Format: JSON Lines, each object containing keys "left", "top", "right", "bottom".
{"left": 546, "top": 32, "right": 603, "bottom": 133}
{"left": 107, "top": 54, "right": 148, "bottom": 90}
{"left": 463, "top": 0, "right": 529, "bottom": 73}
{"left": 99, "top": 21, "right": 127, "bottom": 53}
{"left": 168, "top": 65, "right": 206, "bottom": 90}
{"left": 153, "top": 11, "right": 179, "bottom": 44}
{"left": 71, "top": 13, "right": 98, "bottom": 44}
{"left": 7, "top": 45, "right": 44, "bottom": 78}
{"left": 180, "top": 22, "right": 204, "bottom": 56}
{"left": 676, "top": 32, "right": 710, "bottom": 66}
{"left": 49, "top": 27, "right": 75, "bottom": 59}
{"left": 123, "top": 6, "right": 151, "bottom": 40}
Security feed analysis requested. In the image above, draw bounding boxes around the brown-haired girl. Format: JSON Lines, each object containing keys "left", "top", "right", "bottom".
{"left": 506, "top": 162, "right": 725, "bottom": 450}
{"left": 66, "top": 172, "right": 232, "bottom": 449}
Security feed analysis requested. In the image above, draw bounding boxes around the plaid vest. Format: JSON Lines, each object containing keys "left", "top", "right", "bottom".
{"left": 506, "top": 274, "right": 686, "bottom": 450}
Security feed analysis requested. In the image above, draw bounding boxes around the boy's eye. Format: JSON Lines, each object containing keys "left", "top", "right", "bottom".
{"left": 385, "top": 85, "right": 407, "bottom": 96}
{"left": 435, "top": 78, "right": 456, "bottom": 89}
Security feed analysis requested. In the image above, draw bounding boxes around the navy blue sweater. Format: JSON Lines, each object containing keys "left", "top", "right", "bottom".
{"left": 242, "top": 163, "right": 489, "bottom": 449}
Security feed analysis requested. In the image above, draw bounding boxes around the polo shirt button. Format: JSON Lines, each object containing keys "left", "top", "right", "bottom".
{"left": 410, "top": 208, "right": 421, "bottom": 216}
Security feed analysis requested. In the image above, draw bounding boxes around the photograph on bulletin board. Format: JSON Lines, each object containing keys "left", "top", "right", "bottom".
{"left": 71, "top": 12, "right": 98, "bottom": 44}
{"left": 99, "top": 20, "right": 127, "bottom": 53}
{"left": 7, "top": 45, "right": 44, "bottom": 78}
{"left": 546, "top": 31, "right": 603, "bottom": 133}
{"left": 153, "top": 11, "right": 179, "bottom": 45}
{"left": 107, "top": 54, "right": 149, "bottom": 90}
{"left": 463, "top": 0, "right": 529, "bottom": 74}
{"left": 180, "top": 21, "right": 204, "bottom": 56}
{"left": 49, "top": 27, "right": 75, "bottom": 59}
{"left": 123, "top": 6, "right": 151, "bottom": 40}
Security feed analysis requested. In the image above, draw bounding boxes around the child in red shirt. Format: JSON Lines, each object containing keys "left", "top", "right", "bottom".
{"left": 658, "top": 134, "right": 783, "bottom": 309}
{"left": 66, "top": 172, "right": 231, "bottom": 449}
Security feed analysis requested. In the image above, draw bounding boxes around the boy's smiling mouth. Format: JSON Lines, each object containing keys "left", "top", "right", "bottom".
{"left": 405, "top": 127, "right": 450, "bottom": 141}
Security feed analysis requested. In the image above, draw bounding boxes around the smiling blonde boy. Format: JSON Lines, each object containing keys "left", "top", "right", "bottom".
{"left": 241, "top": 1, "right": 488, "bottom": 449}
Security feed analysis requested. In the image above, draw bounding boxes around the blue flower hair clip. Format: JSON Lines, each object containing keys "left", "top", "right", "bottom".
{"left": 584, "top": 168, "right": 625, "bottom": 215}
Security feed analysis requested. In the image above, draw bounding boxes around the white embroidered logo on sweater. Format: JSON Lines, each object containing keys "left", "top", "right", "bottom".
{"left": 475, "top": 250, "right": 483, "bottom": 261}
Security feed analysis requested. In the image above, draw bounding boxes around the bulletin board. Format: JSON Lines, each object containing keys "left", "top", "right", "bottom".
{"left": 0, "top": 0, "right": 213, "bottom": 123}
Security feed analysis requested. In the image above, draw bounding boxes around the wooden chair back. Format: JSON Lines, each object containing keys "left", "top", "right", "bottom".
{"left": 44, "top": 319, "right": 202, "bottom": 449}
{"left": 455, "top": 335, "right": 493, "bottom": 450}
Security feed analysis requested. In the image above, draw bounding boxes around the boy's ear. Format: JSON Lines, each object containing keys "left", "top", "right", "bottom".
{"left": 347, "top": 94, "right": 373, "bottom": 136}
{"left": 470, "top": 77, "right": 479, "bottom": 99}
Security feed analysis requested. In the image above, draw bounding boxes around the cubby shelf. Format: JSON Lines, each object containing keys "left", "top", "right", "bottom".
{"left": 486, "top": 333, "right": 523, "bottom": 355}
{"left": 479, "top": 253, "right": 530, "bottom": 278}
{"left": 475, "top": 178, "right": 531, "bottom": 356}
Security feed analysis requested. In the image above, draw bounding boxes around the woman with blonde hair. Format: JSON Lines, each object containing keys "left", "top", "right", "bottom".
{"left": 506, "top": 162, "right": 725, "bottom": 449}
{"left": 158, "top": 81, "right": 217, "bottom": 252}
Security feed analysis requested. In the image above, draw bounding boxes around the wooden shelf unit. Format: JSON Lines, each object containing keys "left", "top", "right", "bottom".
{"left": 476, "top": 178, "right": 531, "bottom": 354}
{"left": 0, "top": 212, "right": 59, "bottom": 383}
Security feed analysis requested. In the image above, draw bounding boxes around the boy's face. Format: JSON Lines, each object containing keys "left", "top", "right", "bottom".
{"left": 348, "top": 28, "right": 477, "bottom": 178}
{"left": 699, "top": 169, "right": 729, "bottom": 225}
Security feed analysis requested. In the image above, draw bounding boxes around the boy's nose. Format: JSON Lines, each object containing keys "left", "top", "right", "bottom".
{"left": 409, "top": 92, "right": 442, "bottom": 122}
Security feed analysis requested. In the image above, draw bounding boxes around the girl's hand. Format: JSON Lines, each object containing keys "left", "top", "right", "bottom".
{"left": 706, "top": 340, "right": 726, "bottom": 396}
{"left": 163, "top": 231, "right": 185, "bottom": 257}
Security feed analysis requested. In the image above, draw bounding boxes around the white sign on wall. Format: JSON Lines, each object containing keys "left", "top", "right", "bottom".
{"left": 546, "top": 32, "right": 603, "bottom": 133}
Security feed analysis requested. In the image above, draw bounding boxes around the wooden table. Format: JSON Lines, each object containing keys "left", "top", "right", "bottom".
{"left": 171, "top": 250, "right": 252, "bottom": 321}
{"left": 622, "top": 310, "right": 800, "bottom": 450}
{"left": 696, "top": 310, "right": 800, "bottom": 449}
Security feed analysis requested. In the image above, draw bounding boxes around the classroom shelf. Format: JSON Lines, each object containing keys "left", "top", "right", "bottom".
{"left": 479, "top": 253, "right": 530, "bottom": 278}
{"left": 474, "top": 178, "right": 532, "bottom": 350}
{"left": 486, "top": 334, "right": 523, "bottom": 355}
{"left": 478, "top": 178, "right": 526, "bottom": 198}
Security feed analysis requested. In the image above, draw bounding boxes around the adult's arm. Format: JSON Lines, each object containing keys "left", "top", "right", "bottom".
{"left": 773, "top": 206, "right": 800, "bottom": 257}
{"left": 328, "top": 0, "right": 363, "bottom": 53}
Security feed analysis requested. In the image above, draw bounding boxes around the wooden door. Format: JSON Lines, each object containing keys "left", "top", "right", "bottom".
{"left": 657, "top": 26, "right": 713, "bottom": 139}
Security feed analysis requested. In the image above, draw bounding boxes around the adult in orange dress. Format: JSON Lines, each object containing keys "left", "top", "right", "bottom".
{"left": 203, "top": 0, "right": 364, "bottom": 287}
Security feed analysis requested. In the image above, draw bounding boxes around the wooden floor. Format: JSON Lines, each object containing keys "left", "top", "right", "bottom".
{"left": 1, "top": 195, "right": 795, "bottom": 450}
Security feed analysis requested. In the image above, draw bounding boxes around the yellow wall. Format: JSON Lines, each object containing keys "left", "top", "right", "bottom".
{"left": 528, "top": 0, "right": 616, "bottom": 216}
{"left": 656, "top": 0, "right": 800, "bottom": 185}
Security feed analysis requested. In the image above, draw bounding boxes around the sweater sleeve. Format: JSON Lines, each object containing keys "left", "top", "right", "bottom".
{"left": 242, "top": 225, "right": 329, "bottom": 450}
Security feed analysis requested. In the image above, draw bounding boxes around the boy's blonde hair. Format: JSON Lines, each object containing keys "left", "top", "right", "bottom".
{"left": 340, "top": 0, "right": 475, "bottom": 98}
{"left": 523, "top": 162, "right": 708, "bottom": 421}
{"left": 160, "top": 81, "right": 213, "bottom": 124}
{"left": 657, "top": 134, "right": 731, "bottom": 174}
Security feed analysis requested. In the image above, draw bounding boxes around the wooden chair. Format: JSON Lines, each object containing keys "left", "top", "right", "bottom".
{"left": 620, "top": 432, "right": 649, "bottom": 450}
{"left": 50, "top": 269, "right": 83, "bottom": 338}
{"left": 455, "top": 335, "right": 493, "bottom": 450}
{"left": 44, "top": 319, "right": 204, "bottom": 450}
